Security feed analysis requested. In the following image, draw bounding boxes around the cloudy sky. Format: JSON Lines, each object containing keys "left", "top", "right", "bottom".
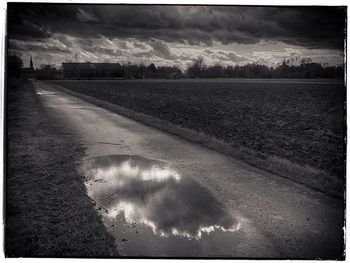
{"left": 7, "top": 4, "right": 346, "bottom": 69}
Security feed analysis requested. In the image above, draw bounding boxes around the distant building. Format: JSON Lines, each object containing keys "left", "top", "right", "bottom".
{"left": 22, "top": 56, "right": 35, "bottom": 78}
{"left": 62, "top": 62, "right": 125, "bottom": 79}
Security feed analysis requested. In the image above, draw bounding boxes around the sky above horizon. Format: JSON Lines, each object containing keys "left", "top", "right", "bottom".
{"left": 7, "top": 4, "right": 346, "bottom": 69}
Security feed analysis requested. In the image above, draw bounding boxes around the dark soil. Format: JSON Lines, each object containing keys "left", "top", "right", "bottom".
{"left": 5, "top": 78, "right": 117, "bottom": 257}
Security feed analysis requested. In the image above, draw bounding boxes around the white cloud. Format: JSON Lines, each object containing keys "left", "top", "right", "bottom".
{"left": 10, "top": 34, "right": 344, "bottom": 70}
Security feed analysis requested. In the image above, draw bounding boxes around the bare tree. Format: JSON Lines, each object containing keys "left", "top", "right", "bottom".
{"left": 186, "top": 57, "right": 205, "bottom": 78}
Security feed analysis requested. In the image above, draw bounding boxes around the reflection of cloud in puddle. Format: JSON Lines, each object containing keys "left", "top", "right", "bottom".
{"left": 109, "top": 201, "right": 241, "bottom": 240}
{"left": 94, "top": 161, "right": 180, "bottom": 186}
{"left": 84, "top": 155, "right": 241, "bottom": 240}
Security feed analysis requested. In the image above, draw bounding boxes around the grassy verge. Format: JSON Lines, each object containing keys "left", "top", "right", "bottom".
{"left": 5, "top": 78, "right": 117, "bottom": 257}
{"left": 46, "top": 79, "right": 345, "bottom": 198}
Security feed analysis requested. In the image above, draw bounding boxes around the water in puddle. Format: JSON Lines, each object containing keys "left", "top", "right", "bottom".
{"left": 83, "top": 155, "right": 243, "bottom": 257}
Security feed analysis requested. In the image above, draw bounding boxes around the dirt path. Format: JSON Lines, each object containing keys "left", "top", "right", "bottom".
{"left": 6, "top": 79, "right": 117, "bottom": 257}
{"left": 33, "top": 80, "right": 344, "bottom": 258}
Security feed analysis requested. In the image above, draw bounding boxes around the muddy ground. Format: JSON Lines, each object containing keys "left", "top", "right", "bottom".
{"left": 5, "top": 78, "right": 117, "bottom": 257}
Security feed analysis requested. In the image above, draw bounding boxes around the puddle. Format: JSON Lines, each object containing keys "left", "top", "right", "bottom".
{"left": 82, "top": 155, "right": 242, "bottom": 256}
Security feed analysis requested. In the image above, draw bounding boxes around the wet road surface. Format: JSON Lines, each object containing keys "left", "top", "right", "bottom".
{"left": 34, "top": 81, "right": 344, "bottom": 258}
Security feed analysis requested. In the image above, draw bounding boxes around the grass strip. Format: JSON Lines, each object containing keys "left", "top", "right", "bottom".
{"left": 5, "top": 78, "right": 118, "bottom": 257}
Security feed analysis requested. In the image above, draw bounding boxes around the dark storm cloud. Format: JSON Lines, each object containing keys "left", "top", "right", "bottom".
{"left": 21, "top": 43, "right": 67, "bottom": 53}
{"left": 76, "top": 8, "right": 101, "bottom": 23}
{"left": 7, "top": 4, "right": 346, "bottom": 50}
{"left": 9, "top": 39, "right": 67, "bottom": 53}
{"left": 8, "top": 19, "right": 51, "bottom": 40}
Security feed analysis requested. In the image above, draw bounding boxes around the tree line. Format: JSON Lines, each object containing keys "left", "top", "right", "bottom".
{"left": 121, "top": 63, "right": 182, "bottom": 79}
{"left": 45, "top": 62, "right": 182, "bottom": 80}
{"left": 186, "top": 57, "right": 344, "bottom": 79}
{"left": 7, "top": 54, "right": 344, "bottom": 80}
